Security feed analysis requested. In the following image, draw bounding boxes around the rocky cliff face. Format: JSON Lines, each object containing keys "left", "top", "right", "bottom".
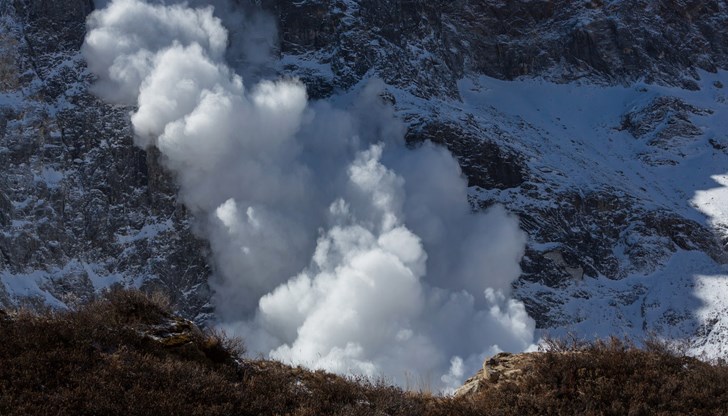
{"left": 270, "top": 0, "right": 728, "bottom": 98}
{"left": 0, "top": 0, "right": 211, "bottom": 318}
{"left": 2, "top": 0, "right": 728, "bottom": 356}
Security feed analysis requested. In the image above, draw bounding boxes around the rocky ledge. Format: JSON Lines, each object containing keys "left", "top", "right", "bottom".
{"left": 454, "top": 352, "right": 541, "bottom": 397}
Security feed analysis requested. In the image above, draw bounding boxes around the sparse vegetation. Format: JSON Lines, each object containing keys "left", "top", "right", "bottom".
{"left": 0, "top": 289, "right": 473, "bottom": 416}
{"left": 1, "top": 289, "right": 727, "bottom": 415}
{"left": 469, "top": 336, "right": 728, "bottom": 416}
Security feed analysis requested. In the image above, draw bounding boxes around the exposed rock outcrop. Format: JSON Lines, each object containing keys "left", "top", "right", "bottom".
{"left": 454, "top": 352, "right": 540, "bottom": 397}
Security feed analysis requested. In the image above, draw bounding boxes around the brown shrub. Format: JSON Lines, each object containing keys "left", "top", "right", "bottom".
{"left": 0, "top": 288, "right": 250, "bottom": 416}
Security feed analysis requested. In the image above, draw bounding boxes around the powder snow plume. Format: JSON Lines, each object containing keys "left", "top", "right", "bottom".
{"left": 83, "top": 0, "right": 535, "bottom": 391}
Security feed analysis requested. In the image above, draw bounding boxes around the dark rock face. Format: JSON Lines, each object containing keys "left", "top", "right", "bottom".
{"left": 267, "top": 0, "right": 728, "bottom": 100}
{"left": 405, "top": 122, "right": 526, "bottom": 190}
{"left": 267, "top": 0, "right": 463, "bottom": 98}
{"left": 12, "top": 0, "right": 93, "bottom": 50}
{"left": 0, "top": 0, "right": 211, "bottom": 318}
{"left": 622, "top": 96, "right": 712, "bottom": 144}
{"left": 520, "top": 191, "right": 724, "bottom": 285}
{"left": 620, "top": 95, "right": 719, "bottom": 166}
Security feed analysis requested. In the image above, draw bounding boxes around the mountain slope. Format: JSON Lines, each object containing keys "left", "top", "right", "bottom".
{"left": 268, "top": 0, "right": 728, "bottom": 356}
{"left": 0, "top": 0, "right": 727, "bottom": 365}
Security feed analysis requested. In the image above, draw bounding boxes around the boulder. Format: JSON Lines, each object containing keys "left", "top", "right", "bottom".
{"left": 454, "top": 352, "right": 540, "bottom": 397}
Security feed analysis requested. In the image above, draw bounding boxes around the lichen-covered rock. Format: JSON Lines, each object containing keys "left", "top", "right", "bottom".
{"left": 146, "top": 316, "right": 198, "bottom": 347}
{"left": 454, "top": 352, "right": 540, "bottom": 397}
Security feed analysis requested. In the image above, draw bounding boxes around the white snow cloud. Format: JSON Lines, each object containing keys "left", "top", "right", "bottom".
{"left": 84, "top": 0, "right": 535, "bottom": 392}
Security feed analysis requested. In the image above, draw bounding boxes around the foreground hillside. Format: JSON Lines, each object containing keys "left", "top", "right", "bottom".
{"left": 1, "top": 290, "right": 727, "bottom": 416}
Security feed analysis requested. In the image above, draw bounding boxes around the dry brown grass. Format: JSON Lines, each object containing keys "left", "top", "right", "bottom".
{"left": 0, "top": 289, "right": 246, "bottom": 415}
{"left": 2, "top": 290, "right": 728, "bottom": 415}
{"left": 468, "top": 336, "right": 728, "bottom": 416}
{"left": 0, "top": 289, "right": 477, "bottom": 416}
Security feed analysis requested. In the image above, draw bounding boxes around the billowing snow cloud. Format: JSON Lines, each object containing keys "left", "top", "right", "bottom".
{"left": 83, "top": 0, "right": 535, "bottom": 391}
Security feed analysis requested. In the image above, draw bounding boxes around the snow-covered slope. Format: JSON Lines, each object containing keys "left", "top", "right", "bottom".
{"left": 446, "top": 73, "right": 728, "bottom": 356}
{"left": 328, "top": 65, "right": 728, "bottom": 356}
{"left": 269, "top": 0, "right": 728, "bottom": 356}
